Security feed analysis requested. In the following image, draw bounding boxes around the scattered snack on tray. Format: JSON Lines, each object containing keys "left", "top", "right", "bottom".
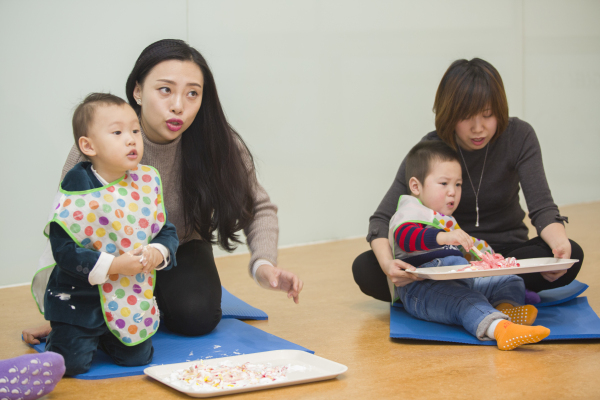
{"left": 456, "top": 253, "right": 520, "bottom": 272}
{"left": 167, "top": 361, "right": 306, "bottom": 391}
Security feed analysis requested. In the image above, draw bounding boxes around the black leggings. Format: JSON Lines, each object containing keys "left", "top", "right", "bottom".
{"left": 155, "top": 240, "right": 222, "bottom": 336}
{"left": 352, "top": 236, "right": 584, "bottom": 302}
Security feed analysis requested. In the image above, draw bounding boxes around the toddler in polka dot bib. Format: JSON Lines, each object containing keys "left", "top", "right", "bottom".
{"left": 49, "top": 165, "right": 166, "bottom": 345}
{"left": 31, "top": 94, "right": 179, "bottom": 376}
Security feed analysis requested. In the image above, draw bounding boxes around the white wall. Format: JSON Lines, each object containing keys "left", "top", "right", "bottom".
{"left": 523, "top": 0, "right": 600, "bottom": 201}
{"left": 1, "top": 0, "right": 598, "bottom": 286}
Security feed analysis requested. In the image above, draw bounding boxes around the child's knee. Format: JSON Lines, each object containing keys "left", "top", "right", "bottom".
{"left": 62, "top": 354, "right": 92, "bottom": 376}
{"left": 115, "top": 352, "right": 153, "bottom": 368}
{"left": 504, "top": 274, "right": 525, "bottom": 288}
{"left": 45, "top": 338, "right": 94, "bottom": 376}
{"left": 47, "top": 346, "right": 91, "bottom": 375}
{"left": 489, "top": 273, "right": 524, "bottom": 288}
{"left": 112, "top": 343, "right": 154, "bottom": 367}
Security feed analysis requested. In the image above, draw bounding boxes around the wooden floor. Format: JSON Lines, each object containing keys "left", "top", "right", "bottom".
{"left": 2, "top": 202, "right": 599, "bottom": 400}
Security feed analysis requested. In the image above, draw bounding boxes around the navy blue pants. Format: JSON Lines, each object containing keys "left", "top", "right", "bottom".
{"left": 46, "top": 321, "right": 153, "bottom": 376}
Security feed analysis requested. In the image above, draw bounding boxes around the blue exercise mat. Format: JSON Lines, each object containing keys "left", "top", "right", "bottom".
{"left": 221, "top": 287, "right": 268, "bottom": 320}
{"left": 390, "top": 280, "right": 600, "bottom": 345}
{"left": 535, "top": 297, "right": 600, "bottom": 340}
{"left": 537, "top": 280, "right": 589, "bottom": 307}
{"left": 31, "top": 319, "right": 313, "bottom": 380}
{"left": 390, "top": 280, "right": 589, "bottom": 310}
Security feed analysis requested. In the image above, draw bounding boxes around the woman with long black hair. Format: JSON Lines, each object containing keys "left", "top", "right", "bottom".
{"left": 23, "top": 39, "right": 303, "bottom": 343}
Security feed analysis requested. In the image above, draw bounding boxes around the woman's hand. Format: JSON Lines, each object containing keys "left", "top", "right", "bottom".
{"left": 255, "top": 264, "right": 304, "bottom": 304}
{"left": 540, "top": 223, "right": 572, "bottom": 282}
{"left": 371, "top": 238, "right": 422, "bottom": 288}
{"left": 22, "top": 323, "right": 52, "bottom": 345}
{"left": 382, "top": 258, "right": 423, "bottom": 287}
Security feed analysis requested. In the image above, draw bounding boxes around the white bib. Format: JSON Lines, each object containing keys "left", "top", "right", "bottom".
{"left": 387, "top": 195, "right": 494, "bottom": 302}
{"left": 32, "top": 165, "right": 167, "bottom": 346}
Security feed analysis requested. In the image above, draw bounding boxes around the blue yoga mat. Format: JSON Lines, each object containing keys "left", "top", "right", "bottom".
{"left": 390, "top": 280, "right": 589, "bottom": 310}
{"left": 26, "top": 287, "right": 278, "bottom": 379}
{"left": 537, "top": 280, "right": 589, "bottom": 307}
{"left": 221, "top": 287, "right": 268, "bottom": 320}
{"left": 390, "top": 281, "right": 600, "bottom": 345}
{"left": 32, "top": 319, "right": 313, "bottom": 380}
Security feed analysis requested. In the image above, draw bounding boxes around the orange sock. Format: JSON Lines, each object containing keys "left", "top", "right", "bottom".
{"left": 496, "top": 303, "right": 538, "bottom": 325}
{"left": 494, "top": 320, "right": 550, "bottom": 351}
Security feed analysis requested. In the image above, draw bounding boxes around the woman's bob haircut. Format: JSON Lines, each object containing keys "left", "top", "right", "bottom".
{"left": 433, "top": 58, "right": 509, "bottom": 150}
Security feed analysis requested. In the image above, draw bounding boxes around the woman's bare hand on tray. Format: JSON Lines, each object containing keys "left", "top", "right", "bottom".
{"left": 384, "top": 259, "right": 423, "bottom": 287}
{"left": 540, "top": 223, "right": 572, "bottom": 282}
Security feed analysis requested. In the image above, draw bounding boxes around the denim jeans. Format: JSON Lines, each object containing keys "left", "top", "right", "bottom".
{"left": 397, "top": 256, "right": 525, "bottom": 340}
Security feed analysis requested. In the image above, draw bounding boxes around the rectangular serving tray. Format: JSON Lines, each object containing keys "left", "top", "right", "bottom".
{"left": 404, "top": 257, "right": 578, "bottom": 280}
{"left": 144, "top": 350, "right": 348, "bottom": 398}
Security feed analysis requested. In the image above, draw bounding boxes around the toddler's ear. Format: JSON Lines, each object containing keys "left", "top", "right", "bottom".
{"left": 408, "top": 177, "right": 421, "bottom": 196}
{"left": 78, "top": 136, "right": 96, "bottom": 157}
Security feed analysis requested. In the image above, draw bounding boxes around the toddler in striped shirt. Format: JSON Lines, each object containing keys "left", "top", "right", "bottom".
{"left": 389, "top": 141, "right": 550, "bottom": 350}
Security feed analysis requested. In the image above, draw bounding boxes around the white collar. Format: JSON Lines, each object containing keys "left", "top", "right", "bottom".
{"left": 90, "top": 165, "right": 109, "bottom": 186}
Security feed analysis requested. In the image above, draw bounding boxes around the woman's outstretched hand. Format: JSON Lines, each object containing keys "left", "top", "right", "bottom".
{"left": 255, "top": 264, "right": 304, "bottom": 304}
{"left": 22, "top": 323, "right": 52, "bottom": 345}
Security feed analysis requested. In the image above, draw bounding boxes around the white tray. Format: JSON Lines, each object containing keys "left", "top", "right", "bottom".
{"left": 405, "top": 257, "right": 578, "bottom": 280}
{"left": 144, "top": 350, "right": 348, "bottom": 398}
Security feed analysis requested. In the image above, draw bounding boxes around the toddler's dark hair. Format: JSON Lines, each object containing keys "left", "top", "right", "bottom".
{"left": 405, "top": 141, "right": 461, "bottom": 184}
{"left": 72, "top": 93, "right": 127, "bottom": 144}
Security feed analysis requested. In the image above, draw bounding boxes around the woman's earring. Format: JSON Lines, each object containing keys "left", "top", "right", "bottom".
{"left": 136, "top": 99, "right": 141, "bottom": 105}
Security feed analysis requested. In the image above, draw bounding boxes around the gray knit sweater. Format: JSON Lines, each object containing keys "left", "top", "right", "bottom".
{"left": 61, "top": 132, "right": 279, "bottom": 273}
{"left": 368, "top": 117, "right": 565, "bottom": 248}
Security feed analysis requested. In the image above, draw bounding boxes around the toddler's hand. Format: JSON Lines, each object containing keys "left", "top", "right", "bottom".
{"left": 139, "top": 246, "right": 164, "bottom": 273}
{"left": 22, "top": 323, "right": 52, "bottom": 345}
{"left": 436, "top": 229, "right": 473, "bottom": 251}
{"left": 108, "top": 252, "right": 144, "bottom": 276}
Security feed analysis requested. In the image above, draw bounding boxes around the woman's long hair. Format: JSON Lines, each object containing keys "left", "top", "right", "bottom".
{"left": 126, "top": 39, "right": 255, "bottom": 251}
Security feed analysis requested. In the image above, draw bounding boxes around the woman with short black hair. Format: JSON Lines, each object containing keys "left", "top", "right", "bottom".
{"left": 353, "top": 58, "right": 583, "bottom": 302}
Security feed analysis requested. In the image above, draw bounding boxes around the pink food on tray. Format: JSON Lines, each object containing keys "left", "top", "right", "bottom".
{"left": 458, "top": 252, "right": 520, "bottom": 272}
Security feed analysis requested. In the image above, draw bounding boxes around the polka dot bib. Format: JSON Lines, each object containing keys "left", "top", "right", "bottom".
{"left": 45, "top": 165, "right": 166, "bottom": 346}
{"left": 389, "top": 195, "right": 493, "bottom": 262}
